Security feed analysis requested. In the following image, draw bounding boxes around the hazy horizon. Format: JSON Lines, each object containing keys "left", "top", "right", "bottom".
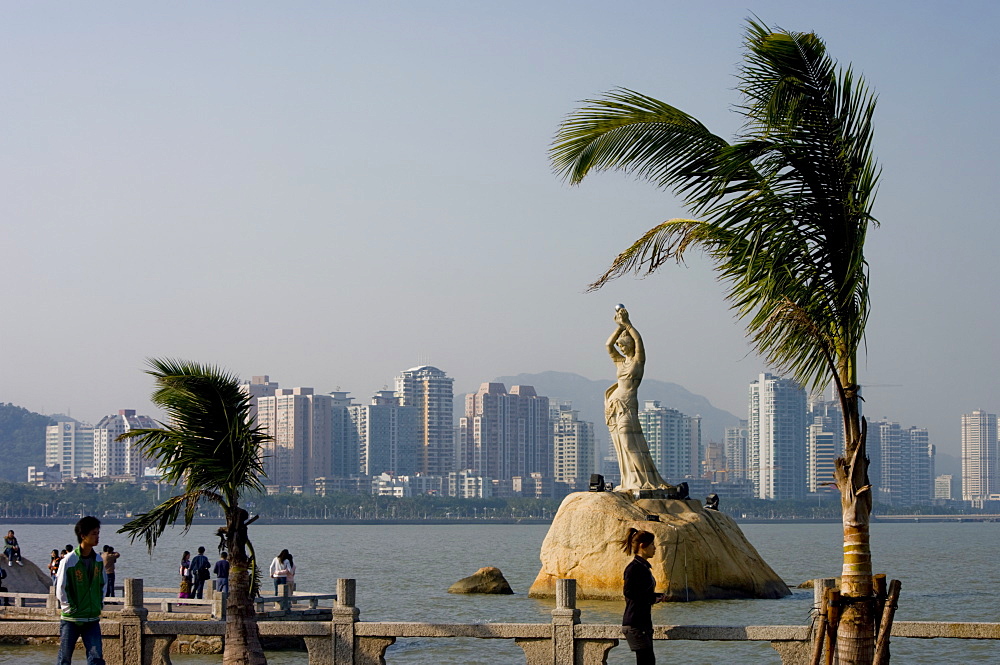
{"left": 4, "top": 2, "right": 998, "bottom": 457}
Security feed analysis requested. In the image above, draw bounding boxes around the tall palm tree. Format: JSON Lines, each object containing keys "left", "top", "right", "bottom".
{"left": 551, "top": 19, "right": 879, "bottom": 663}
{"left": 118, "top": 358, "right": 271, "bottom": 665}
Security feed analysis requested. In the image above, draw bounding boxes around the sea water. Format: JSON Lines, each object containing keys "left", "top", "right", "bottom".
{"left": 1, "top": 521, "right": 997, "bottom": 663}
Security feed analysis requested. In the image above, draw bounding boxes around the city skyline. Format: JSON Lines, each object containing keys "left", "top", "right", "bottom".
{"left": 4, "top": 3, "right": 998, "bottom": 459}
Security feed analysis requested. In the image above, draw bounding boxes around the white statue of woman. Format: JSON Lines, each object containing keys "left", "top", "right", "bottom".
{"left": 605, "top": 305, "right": 670, "bottom": 492}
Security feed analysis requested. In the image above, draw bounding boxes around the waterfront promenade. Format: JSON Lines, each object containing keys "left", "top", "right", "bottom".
{"left": 2, "top": 578, "right": 999, "bottom": 665}
{"left": 2, "top": 521, "right": 997, "bottom": 663}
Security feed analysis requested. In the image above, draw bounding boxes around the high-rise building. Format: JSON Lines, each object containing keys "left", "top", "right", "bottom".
{"left": 92, "top": 410, "right": 158, "bottom": 478}
{"left": 868, "top": 419, "right": 933, "bottom": 507}
{"left": 395, "top": 366, "right": 454, "bottom": 476}
{"left": 961, "top": 410, "right": 998, "bottom": 502}
{"left": 934, "top": 474, "right": 955, "bottom": 501}
{"left": 327, "top": 391, "right": 359, "bottom": 478}
{"left": 457, "top": 383, "right": 550, "bottom": 481}
{"left": 703, "top": 441, "right": 727, "bottom": 481}
{"left": 256, "top": 388, "right": 355, "bottom": 490}
{"left": 637, "top": 400, "right": 701, "bottom": 482}
{"left": 724, "top": 420, "right": 749, "bottom": 481}
{"left": 350, "top": 390, "right": 419, "bottom": 476}
{"left": 806, "top": 396, "right": 844, "bottom": 493}
{"left": 240, "top": 375, "right": 279, "bottom": 424}
{"left": 46, "top": 420, "right": 95, "bottom": 480}
{"left": 748, "top": 373, "right": 806, "bottom": 500}
{"left": 550, "top": 402, "right": 596, "bottom": 491}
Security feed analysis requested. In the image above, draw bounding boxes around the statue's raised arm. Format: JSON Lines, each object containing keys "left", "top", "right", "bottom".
{"left": 604, "top": 305, "right": 669, "bottom": 492}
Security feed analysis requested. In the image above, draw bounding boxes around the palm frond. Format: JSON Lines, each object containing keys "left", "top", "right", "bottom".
{"left": 116, "top": 489, "right": 221, "bottom": 553}
{"left": 588, "top": 218, "right": 736, "bottom": 290}
{"left": 555, "top": 18, "right": 879, "bottom": 393}
{"left": 120, "top": 358, "right": 270, "bottom": 502}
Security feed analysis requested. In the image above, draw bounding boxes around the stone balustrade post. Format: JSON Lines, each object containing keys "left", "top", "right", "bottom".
{"left": 279, "top": 583, "right": 292, "bottom": 612}
{"left": 332, "top": 578, "right": 359, "bottom": 665}
{"left": 213, "top": 591, "right": 228, "bottom": 620}
{"left": 47, "top": 585, "right": 57, "bottom": 612}
{"left": 552, "top": 579, "right": 581, "bottom": 665}
{"left": 118, "top": 578, "right": 149, "bottom": 665}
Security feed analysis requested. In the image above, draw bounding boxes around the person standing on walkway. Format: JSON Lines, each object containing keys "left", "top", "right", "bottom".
{"left": 213, "top": 551, "right": 230, "bottom": 594}
{"left": 189, "top": 546, "right": 211, "bottom": 599}
{"left": 4, "top": 530, "right": 23, "bottom": 566}
{"left": 178, "top": 551, "right": 192, "bottom": 599}
{"left": 620, "top": 527, "right": 664, "bottom": 665}
{"left": 269, "top": 549, "right": 293, "bottom": 596}
{"left": 55, "top": 516, "right": 105, "bottom": 665}
{"left": 49, "top": 549, "right": 62, "bottom": 582}
{"left": 101, "top": 546, "right": 120, "bottom": 597}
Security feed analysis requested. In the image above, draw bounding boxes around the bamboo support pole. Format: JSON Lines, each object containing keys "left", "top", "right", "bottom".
{"left": 872, "top": 579, "right": 901, "bottom": 665}
{"left": 825, "top": 589, "right": 840, "bottom": 665}
{"left": 809, "top": 593, "right": 828, "bottom": 665}
{"left": 873, "top": 574, "right": 887, "bottom": 637}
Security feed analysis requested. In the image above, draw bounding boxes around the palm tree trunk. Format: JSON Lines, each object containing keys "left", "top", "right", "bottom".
{"left": 224, "top": 508, "right": 267, "bottom": 665}
{"left": 833, "top": 390, "right": 875, "bottom": 663}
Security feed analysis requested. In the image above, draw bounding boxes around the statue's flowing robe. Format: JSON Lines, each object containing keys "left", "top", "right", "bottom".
{"left": 605, "top": 383, "right": 669, "bottom": 491}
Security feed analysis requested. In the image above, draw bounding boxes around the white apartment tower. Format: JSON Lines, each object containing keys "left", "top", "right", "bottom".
{"left": 350, "top": 390, "right": 419, "bottom": 476}
{"left": 869, "top": 419, "right": 933, "bottom": 507}
{"left": 637, "top": 401, "right": 701, "bottom": 482}
{"left": 550, "top": 403, "right": 596, "bottom": 491}
{"left": 748, "top": 373, "right": 807, "bottom": 500}
{"left": 961, "top": 410, "right": 998, "bottom": 502}
{"left": 807, "top": 396, "right": 844, "bottom": 493}
{"left": 92, "top": 410, "right": 158, "bottom": 478}
{"left": 724, "top": 420, "right": 749, "bottom": 481}
{"left": 934, "top": 474, "right": 955, "bottom": 501}
{"left": 395, "top": 366, "right": 454, "bottom": 476}
{"left": 45, "top": 420, "right": 95, "bottom": 480}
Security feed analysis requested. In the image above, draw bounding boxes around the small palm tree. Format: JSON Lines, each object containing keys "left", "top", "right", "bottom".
{"left": 118, "top": 358, "right": 271, "bottom": 665}
{"left": 551, "top": 19, "right": 879, "bottom": 663}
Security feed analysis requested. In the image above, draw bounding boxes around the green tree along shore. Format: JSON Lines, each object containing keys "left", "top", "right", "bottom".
{"left": 0, "top": 481, "right": 982, "bottom": 522}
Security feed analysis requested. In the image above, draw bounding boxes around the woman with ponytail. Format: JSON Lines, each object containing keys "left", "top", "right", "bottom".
{"left": 619, "top": 527, "right": 664, "bottom": 664}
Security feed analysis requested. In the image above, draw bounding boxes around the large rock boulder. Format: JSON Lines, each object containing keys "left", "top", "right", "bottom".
{"left": 529, "top": 491, "right": 790, "bottom": 601}
{"left": 448, "top": 566, "right": 514, "bottom": 594}
{"left": 1, "top": 556, "right": 52, "bottom": 594}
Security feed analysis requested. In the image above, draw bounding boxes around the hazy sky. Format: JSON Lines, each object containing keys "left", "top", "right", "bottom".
{"left": 3, "top": 2, "right": 997, "bottom": 456}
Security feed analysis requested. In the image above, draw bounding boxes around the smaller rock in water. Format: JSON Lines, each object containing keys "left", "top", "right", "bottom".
{"left": 448, "top": 566, "right": 514, "bottom": 595}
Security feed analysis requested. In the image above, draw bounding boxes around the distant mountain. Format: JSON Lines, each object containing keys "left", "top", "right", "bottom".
{"left": 935, "top": 451, "right": 961, "bottom": 480}
{"left": 0, "top": 403, "right": 53, "bottom": 482}
{"left": 455, "top": 371, "right": 741, "bottom": 444}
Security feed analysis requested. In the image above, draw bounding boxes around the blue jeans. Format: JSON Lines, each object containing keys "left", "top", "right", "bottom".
{"left": 58, "top": 620, "right": 104, "bottom": 665}
{"left": 191, "top": 576, "right": 206, "bottom": 599}
{"left": 273, "top": 576, "right": 286, "bottom": 595}
{"left": 104, "top": 573, "right": 115, "bottom": 598}
{"left": 215, "top": 577, "right": 229, "bottom": 594}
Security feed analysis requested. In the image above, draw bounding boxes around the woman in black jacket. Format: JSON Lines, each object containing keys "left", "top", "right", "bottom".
{"left": 620, "top": 527, "right": 664, "bottom": 664}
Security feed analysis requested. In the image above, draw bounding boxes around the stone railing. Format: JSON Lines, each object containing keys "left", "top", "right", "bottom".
{"left": 1, "top": 582, "right": 336, "bottom": 621}
{"left": 1, "top": 578, "right": 998, "bottom": 664}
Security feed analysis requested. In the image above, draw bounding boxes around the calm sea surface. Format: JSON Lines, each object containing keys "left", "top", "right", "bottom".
{"left": 1, "top": 521, "right": 997, "bottom": 664}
